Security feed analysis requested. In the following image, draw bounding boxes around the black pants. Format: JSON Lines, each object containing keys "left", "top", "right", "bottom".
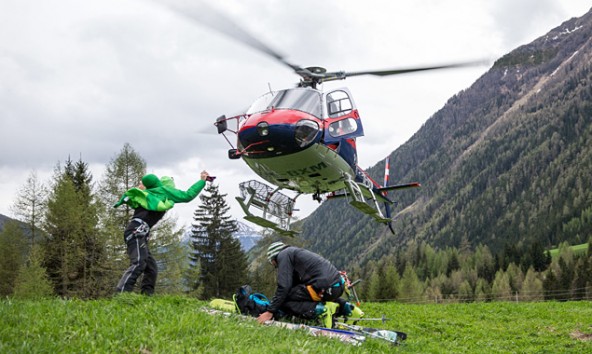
{"left": 280, "top": 283, "right": 345, "bottom": 319}
{"left": 116, "top": 220, "right": 158, "bottom": 295}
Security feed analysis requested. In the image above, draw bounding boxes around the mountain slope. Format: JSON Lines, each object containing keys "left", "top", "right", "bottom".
{"left": 300, "top": 9, "right": 592, "bottom": 268}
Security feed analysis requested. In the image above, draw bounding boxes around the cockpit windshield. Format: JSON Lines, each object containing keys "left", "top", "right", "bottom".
{"left": 246, "top": 88, "right": 322, "bottom": 118}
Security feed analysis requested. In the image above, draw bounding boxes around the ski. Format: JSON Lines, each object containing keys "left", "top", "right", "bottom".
{"left": 270, "top": 320, "right": 366, "bottom": 346}
{"left": 334, "top": 314, "right": 390, "bottom": 323}
{"left": 335, "top": 322, "right": 407, "bottom": 345}
{"left": 202, "top": 307, "right": 366, "bottom": 346}
{"left": 205, "top": 298, "right": 406, "bottom": 346}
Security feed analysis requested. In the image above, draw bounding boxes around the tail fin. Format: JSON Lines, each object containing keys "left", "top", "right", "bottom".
{"left": 383, "top": 157, "right": 390, "bottom": 196}
{"left": 384, "top": 157, "right": 395, "bottom": 234}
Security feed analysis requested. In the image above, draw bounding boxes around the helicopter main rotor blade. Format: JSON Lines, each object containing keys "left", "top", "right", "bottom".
{"left": 340, "top": 60, "right": 490, "bottom": 79}
{"left": 155, "top": 0, "right": 303, "bottom": 73}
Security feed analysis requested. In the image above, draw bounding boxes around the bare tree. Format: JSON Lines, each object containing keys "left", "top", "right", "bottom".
{"left": 11, "top": 171, "right": 47, "bottom": 247}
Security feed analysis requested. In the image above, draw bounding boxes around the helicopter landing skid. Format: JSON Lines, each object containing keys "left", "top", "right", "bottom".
{"left": 349, "top": 201, "right": 390, "bottom": 223}
{"left": 235, "top": 180, "right": 299, "bottom": 236}
{"left": 343, "top": 177, "right": 391, "bottom": 224}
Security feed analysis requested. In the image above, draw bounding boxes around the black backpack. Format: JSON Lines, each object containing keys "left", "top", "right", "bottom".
{"left": 233, "top": 285, "right": 270, "bottom": 317}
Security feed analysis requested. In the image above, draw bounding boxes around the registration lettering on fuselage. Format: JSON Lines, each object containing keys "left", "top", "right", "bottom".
{"left": 285, "top": 161, "right": 328, "bottom": 177}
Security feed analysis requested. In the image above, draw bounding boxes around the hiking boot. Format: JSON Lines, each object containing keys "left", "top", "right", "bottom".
{"left": 338, "top": 301, "right": 354, "bottom": 317}
{"left": 318, "top": 302, "right": 339, "bottom": 328}
{"left": 345, "top": 304, "right": 365, "bottom": 324}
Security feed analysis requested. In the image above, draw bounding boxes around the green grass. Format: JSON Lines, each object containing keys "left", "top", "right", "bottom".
{"left": 1, "top": 295, "right": 591, "bottom": 353}
{"left": 548, "top": 243, "right": 589, "bottom": 258}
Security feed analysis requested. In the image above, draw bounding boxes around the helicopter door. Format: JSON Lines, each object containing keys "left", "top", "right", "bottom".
{"left": 323, "top": 89, "right": 364, "bottom": 145}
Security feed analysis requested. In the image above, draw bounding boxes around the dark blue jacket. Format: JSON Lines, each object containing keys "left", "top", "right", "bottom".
{"left": 268, "top": 247, "right": 341, "bottom": 313}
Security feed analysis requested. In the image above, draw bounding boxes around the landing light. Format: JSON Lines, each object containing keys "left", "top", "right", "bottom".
{"left": 257, "top": 122, "right": 269, "bottom": 136}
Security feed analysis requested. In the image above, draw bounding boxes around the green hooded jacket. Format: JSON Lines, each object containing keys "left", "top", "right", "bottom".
{"left": 113, "top": 174, "right": 206, "bottom": 212}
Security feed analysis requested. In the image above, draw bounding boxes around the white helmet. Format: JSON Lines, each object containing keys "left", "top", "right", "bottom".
{"left": 267, "top": 242, "right": 288, "bottom": 263}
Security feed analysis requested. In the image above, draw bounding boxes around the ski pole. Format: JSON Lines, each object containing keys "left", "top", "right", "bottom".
{"left": 336, "top": 314, "right": 390, "bottom": 323}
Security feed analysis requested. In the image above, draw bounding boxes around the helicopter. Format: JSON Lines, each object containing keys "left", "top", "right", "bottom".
{"left": 158, "top": 1, "right": 484, "bottom": 235}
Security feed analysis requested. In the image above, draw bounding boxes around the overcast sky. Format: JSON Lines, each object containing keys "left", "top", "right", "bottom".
{"left": 1, "top": 0, "right": 590, "bottom": 230}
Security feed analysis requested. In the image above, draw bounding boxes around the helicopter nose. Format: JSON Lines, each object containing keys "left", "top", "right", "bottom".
{"left": 239, "top": 111, "right": 321, "bottom": 157}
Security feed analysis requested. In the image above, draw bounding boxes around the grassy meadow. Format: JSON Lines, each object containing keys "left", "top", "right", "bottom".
{"left": 1, "top": 295, "right": 590, "bottom": 353}
{"left": 548, "top": 243, "right": 589, "bottom": 258}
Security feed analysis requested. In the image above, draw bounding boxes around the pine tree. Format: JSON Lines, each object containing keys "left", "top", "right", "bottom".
{"left": 399, "top": 263, "right": 424, "bottom": 303}
{"left": 379, "top": 259, "right": 400, "bottom": 300}
{"left": 43, "top": 170, "right": 82, "bottom": 296}
{"left": 424, "top": 277, "right": 444, "bottom": 303}
{"left": 558, "top": 257, "right": 575, "bottom": 301}
{"left": 474, "top": 278, "right": 491, "bottom": 302}
{"left": 0, "top": 221, "right": 28, "bottom": 296}
{"left": 506, "top": 263, "right": 524, "bottom": 293}
{"left": 446, "top": 250, "right": 461, "bottom": 276}
{"left": 42, "top": 158, "right": 102, "bottom": 298}
{"left": 13, "top": 245, "right": 54, "bottom": 299}
{"left": 543, "top": 267, "right": 560, "bottom": 300}
{"left": 491, "top": 269, "right": 512, "bottom": 301}
{"left": 458, "top": 280, "right": 474, "bottom": 303}
{"left": 72, "top": 158, "right": 105, "bottom": 298}
{"left": 520, "top": 267, "right": 543, "bottom": 301}
{"left": 475, "top": 244, "right": 496, "bottom": 283}
{"left": 364, "top": 270, "right": 381, "bottom": 301}
{"left": 190, "top": 183, "right": 247, "bottom": 299}
{"left": 529, "top": 241, "right": 550, "bottom": 272}
{"left": 185, "top": 258, "right": 204, "bottom": 298}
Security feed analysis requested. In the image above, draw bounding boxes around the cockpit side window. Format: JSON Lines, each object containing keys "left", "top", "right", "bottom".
{"left": 327, "top": 90, "right": 353, "bottom": 118}
{"left": 328, "top": 118, "right": 358, "bottom": 137}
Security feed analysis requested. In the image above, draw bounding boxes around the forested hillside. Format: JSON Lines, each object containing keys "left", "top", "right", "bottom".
{"left": 301, "top": 8, "right": 592, "bottom": 269}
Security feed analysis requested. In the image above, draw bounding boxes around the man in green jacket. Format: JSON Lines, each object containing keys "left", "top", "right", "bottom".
{"left": 114, "top": 170, "right": 211, "bottom": 295}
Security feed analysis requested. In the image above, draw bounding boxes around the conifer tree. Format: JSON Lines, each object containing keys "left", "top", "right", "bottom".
{"left": 399, "top": 262, "right": 424, "bottom": 303}
{"left": 528, "top": 241, "right": 550, "bottom": 272}
{"left": 475, "top": 244, "right": 496, "bottom": 283}
{"left": 506, "top": 263, "right": 524, "bottom": 293}
{"left": 73, "top": 158, "right": 105, "bottom": 297}
{"left": 185, "top": 258, "right": 204, "bottom": 297}
{"left": 491, "top": 270, "right": 512, "bottom": 301}
{"left": 458, "top": 280, "right": 474, "bottom": 302}
{"left": 379, "top": 258, "right": 400, "bottom": 300}
{"left": 0, "top": 221, "right": 27, "bottom": 296}
{"left": 520, "top": 266, "right": 543, "bottom": 301}
{"left": 190, "top": 183, "right": 247, "bottom": 299}
{"left": 571, "top": 256, "right": 590, "bottom": 300}
{"left": 43, "top": 158, "right": 102, "bottom": 298}
{"left": 474, "top": 278, "right": 491, "bottom": 302}
{"left": 544, "top": 267, "right": 560, "bottom": 300}
{"left": 424, "top": 277, "right": 443, "bottom": 303}
{"left": 44, "top": 172, "right": 81, "bottom": 296}
{"left": 13, "top": 245, "right": 54, "bottom": 299}
{"left": 364, "top": 271, "right": 381, "bottom": 301}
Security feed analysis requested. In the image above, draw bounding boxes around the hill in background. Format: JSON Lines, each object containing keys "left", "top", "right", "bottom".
{"left": 300, "top": 8, "right": 592, "bottom": 268}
